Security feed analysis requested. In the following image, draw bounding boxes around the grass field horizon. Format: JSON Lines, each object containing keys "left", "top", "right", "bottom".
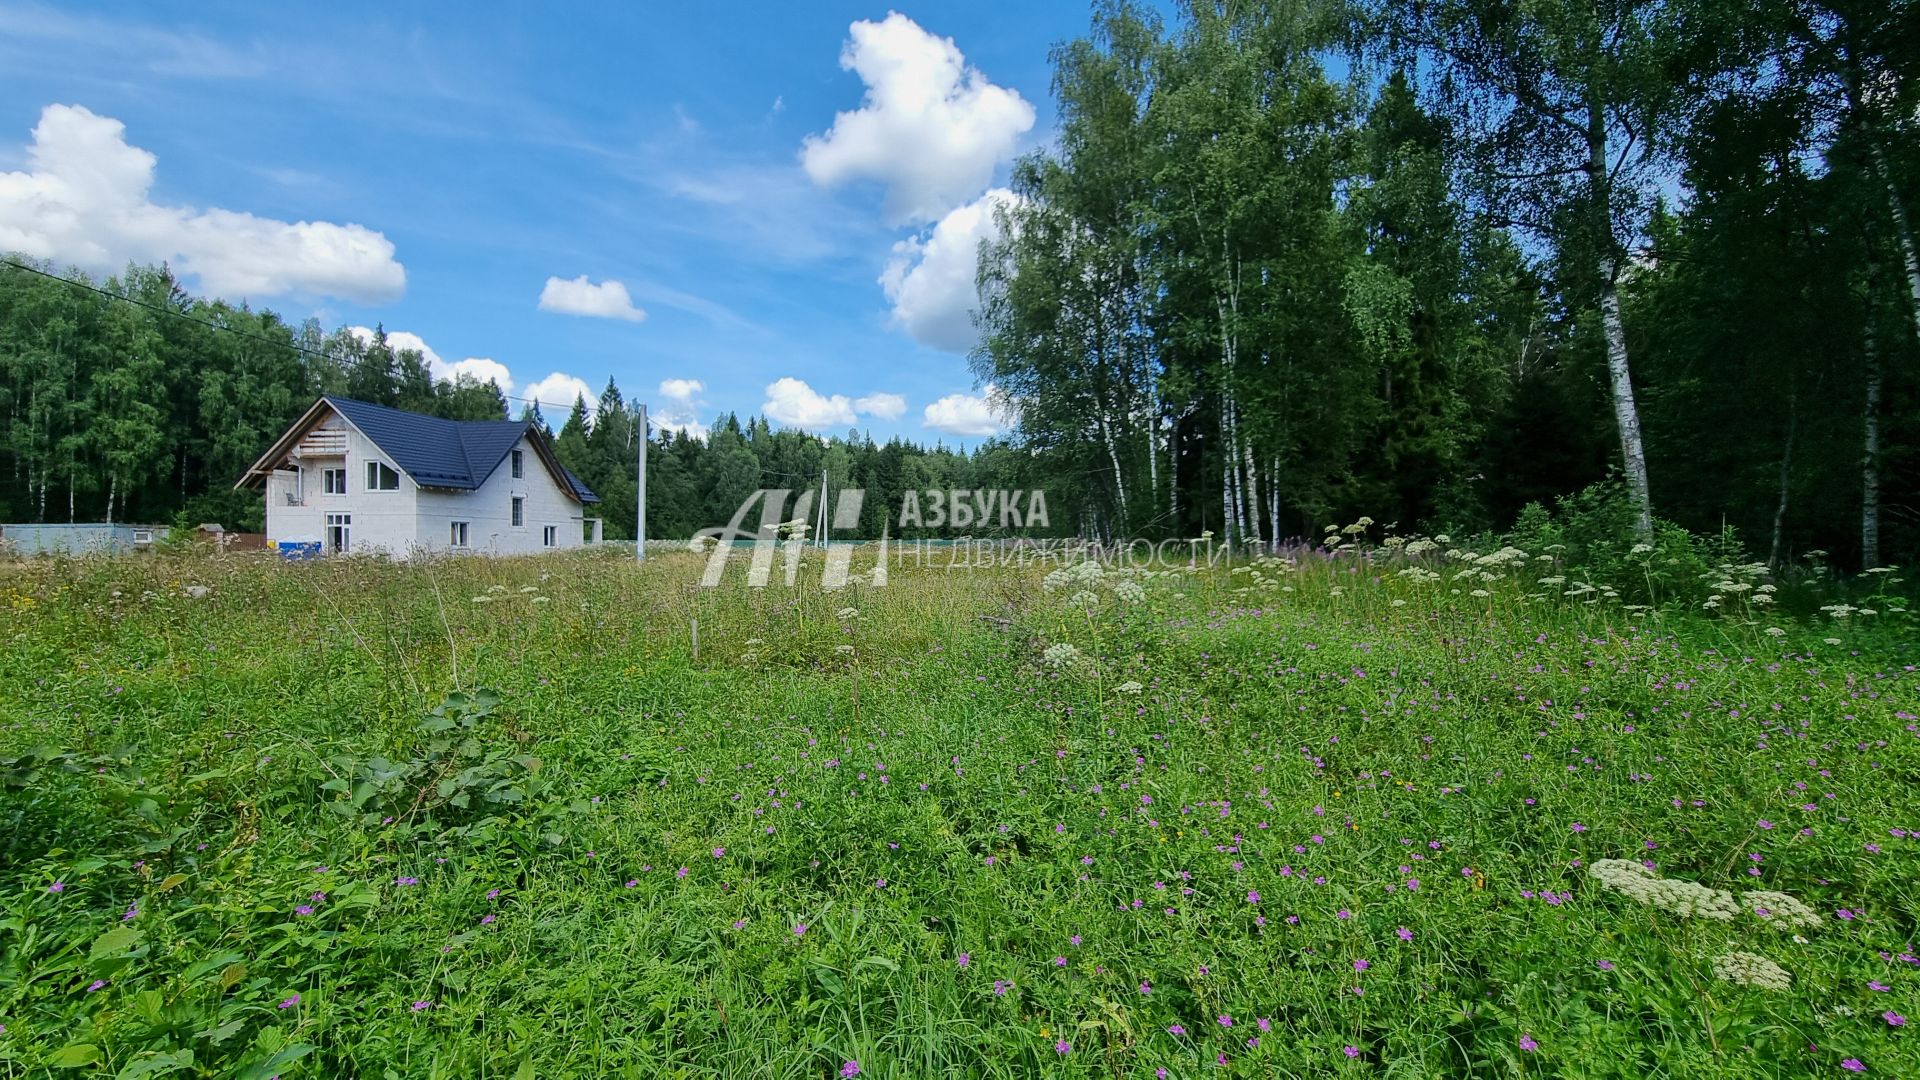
{"left": 2, "top": 542, "right": 1915, "bottom": 1078}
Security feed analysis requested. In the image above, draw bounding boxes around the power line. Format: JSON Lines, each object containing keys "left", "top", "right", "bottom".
{"left": 0, "top": 257, "right": 620, "bottom": 416}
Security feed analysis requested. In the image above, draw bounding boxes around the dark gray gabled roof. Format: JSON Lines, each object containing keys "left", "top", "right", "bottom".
{"left": 321, "top": 397, "right": 598, "bottom": 502}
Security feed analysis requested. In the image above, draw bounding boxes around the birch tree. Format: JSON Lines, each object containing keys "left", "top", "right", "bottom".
{"left": 1377, "top": 0, "right": 1705, "bottom": 538}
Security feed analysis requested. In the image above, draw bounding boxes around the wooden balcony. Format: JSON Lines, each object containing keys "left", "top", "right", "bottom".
{"left": 292, "top": 429, "right": 347, "bottom": 458}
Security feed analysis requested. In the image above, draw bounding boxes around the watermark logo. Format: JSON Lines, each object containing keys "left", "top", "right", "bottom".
{"left": 897, "top": 489, "right": 1048, "bottom": 530}
{"left": 691, "top": 487, "right": 880, "bottom": 589}
{"left": 691, "top": 487, "right": 1217, "bottom": 588}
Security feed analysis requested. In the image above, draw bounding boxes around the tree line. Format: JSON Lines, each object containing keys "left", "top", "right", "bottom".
{"left": 972, "top": 0, "right": 1918, "bottom": 567}
{"left": 0, "top": 259, "right": 1034, "bottom": 539}
{"left": 4, "top": 0, "right": 1916, "bottom": 563}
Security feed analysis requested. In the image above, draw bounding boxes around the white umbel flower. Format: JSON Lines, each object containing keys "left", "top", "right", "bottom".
{"left": 1711, "top": 951, "right": 1791, "bottom": 991}
{"left": 1590, "top": 859, "right": 1739, "bottom": 920}
{"left": 1742, "top": 891, "right": 1822, "bottom": 932}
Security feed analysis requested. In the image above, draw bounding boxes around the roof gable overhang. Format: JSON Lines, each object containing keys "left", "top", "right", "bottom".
{"left": 236, "top": 396, "right": 596, "bottom": 505}
{"left": 234, "top": 397, "right": 340, "bottom": 489}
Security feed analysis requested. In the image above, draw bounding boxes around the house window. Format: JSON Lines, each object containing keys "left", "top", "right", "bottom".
{"left": 511, "top": 450, "right": 524, "bottom": 478}
{"left": 325, "top": 513, "right": 350, "bottom": 554}
{"left": 323, "top": 468, "right": 347, "bottom": 494}
{"left": 450, "top": 522, "right": 469, "bottom": 548}
{"left": 365, "top": 461, "right": 400, "bottom": 491}
{"left": 511, "top": 496, "right": 524, "bottom": 527}
{"left": 543, "top": 525, "right": 557, "bottom": 547}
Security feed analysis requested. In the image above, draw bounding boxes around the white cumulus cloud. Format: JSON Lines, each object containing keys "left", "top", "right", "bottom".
{"left": 538, "top": 275, "right": 647, "bottom": 322}
{"left": 659, "top": 378, "right": 705, "bottom": 403}
{"left": 346, "top": 326, "right": 514, "bottom": 394}
{"left": 0, "top": 103, "right": 404, "bottom": 303}
{"left": 653, "top": 378, "right": 710, "bottom": 440}
{"left": 881, "top": 187, "right": 1018, "bottom": 353}
{"left": 923, "top": 386, "right": 1008, "bottom": 438}
{"left": 800, "top": 13, "right": 1034, "bottom": 225}
{"left": 524, "top": 373, "right": 598, "bottom": 414}
{"left": 854, "top": 392, "right": 907, "bottom": 420}
{"left": 443, "top": 357, "right": 513, "bottom": 393}
{"left": 763, "top": 376, "right": 858, "bottom": 429}
{"left": 762, "top": 378, "right": 906, "bottom": 431}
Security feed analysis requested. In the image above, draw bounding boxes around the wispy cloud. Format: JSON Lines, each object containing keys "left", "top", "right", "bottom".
{"left": 0, "top": 3, "right": 273, "bottom": 80}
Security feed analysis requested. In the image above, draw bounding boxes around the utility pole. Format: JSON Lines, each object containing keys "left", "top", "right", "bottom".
{"left": 816, "top": 470, "right": 829, "bottom": 548}
{"left": 636, "top": 403, "right": 648, "bottom": 562}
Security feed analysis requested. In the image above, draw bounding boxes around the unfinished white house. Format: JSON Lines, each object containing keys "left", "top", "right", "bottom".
{"left": 237, "top": 396, "right": 601, "bottom": 557}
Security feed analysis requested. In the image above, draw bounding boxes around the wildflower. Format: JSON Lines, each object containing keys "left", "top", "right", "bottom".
{"left": 1597, "top": 959, "right": 1615, "bottom": 971}
{"left": 411, "top": 1000, "right": 432, "bottom": 1011}
{"left": 87, "top": 979, "right": 108, "bottom": 992}
{"left": 841, "top": 1062, "right": 861, "bottom": 1078}
{"left": 1218, "top": 1014, "right": 1233, "bottom": 1027}
{"left": 676, "top": 867, "right": 689, "bottom": 879}
{"left": 1590, "top": 860, "right": 1738, "bottom": 920}
{"left": 1841, "top": 1060, "right": 1865, "bottom": 1073}
{"left": 1169, "top": 1024, "right": 1186, "bottom": 1036}
{"left": 993, "top": 980, "right": 1011, "bottom": 996}
{"left": 481, "top": 914, "right": 496, "bottom": 925}
{"left": 278, "top": 994, "right": 300, "bottom": 1009}
{"left": 1397, "top": 926, "right": 1413, "bottom": 941}
{"left": 1055, "top": 1040, "right": 1071, "bottom": 1055}
{"left": 1742, "top": 891, "right": 1821, "bottom": 931}
{"left": 295, "top": 905, "right": 314, "bottom": 916}
{"left": 395, "top": 876, "right": 419, "bottom": 887}
{"left": 1344, "top": 1046, "right": 1360, "bottom": 1058}
{"left": 1353, "top": 959, "right": 1370, "bottom": 972}
{"left": 793, "top": 923, "right": 807, "bottom": 937}
{"left": 956, "top": 952, "right": 970, "bottom": 968}
{"left": 47, "top": 882, "right": 65, "bottom": 894}
{"left": 1519, "top": 1034, "right": 1538, "bottom": 1052}
{"left": 712, "top": 847, "right": 725, "bottom": 859}
{"left": 1886, "top": 1011, "right": 1906, "bottom": 1027}
{"left": 1710, "top": 951, "right": 1792, "bottom": 991}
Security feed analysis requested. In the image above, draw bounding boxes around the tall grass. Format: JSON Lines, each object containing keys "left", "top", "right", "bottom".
{"left": 0, "top": 543, "right": 1914, "bottom": 1078}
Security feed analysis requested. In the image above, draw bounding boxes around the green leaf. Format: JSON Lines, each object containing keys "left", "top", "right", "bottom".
{"left": 237, "top": 1044, "right": 313, "bottom": 1080}
{"left": 115, "top": 1049, "right": 196, "bottom": 1078}
{"left": 90, "top": 925, "right": 140, "bottom": 961}
{"left": 193, "top": 1019, "right": 246, "bottom": 1046}
{"left": 45, "top": 1044, "right": 102, "bottom": 1068}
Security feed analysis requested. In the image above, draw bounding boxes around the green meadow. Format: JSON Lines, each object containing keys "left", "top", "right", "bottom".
{"left": 1, "top": 541, "right": 1915, "bottom": 1078}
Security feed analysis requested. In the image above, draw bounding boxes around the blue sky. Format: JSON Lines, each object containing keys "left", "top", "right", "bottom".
{"left": 0, "top": 2, "right": 1146, "bottom": 443}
